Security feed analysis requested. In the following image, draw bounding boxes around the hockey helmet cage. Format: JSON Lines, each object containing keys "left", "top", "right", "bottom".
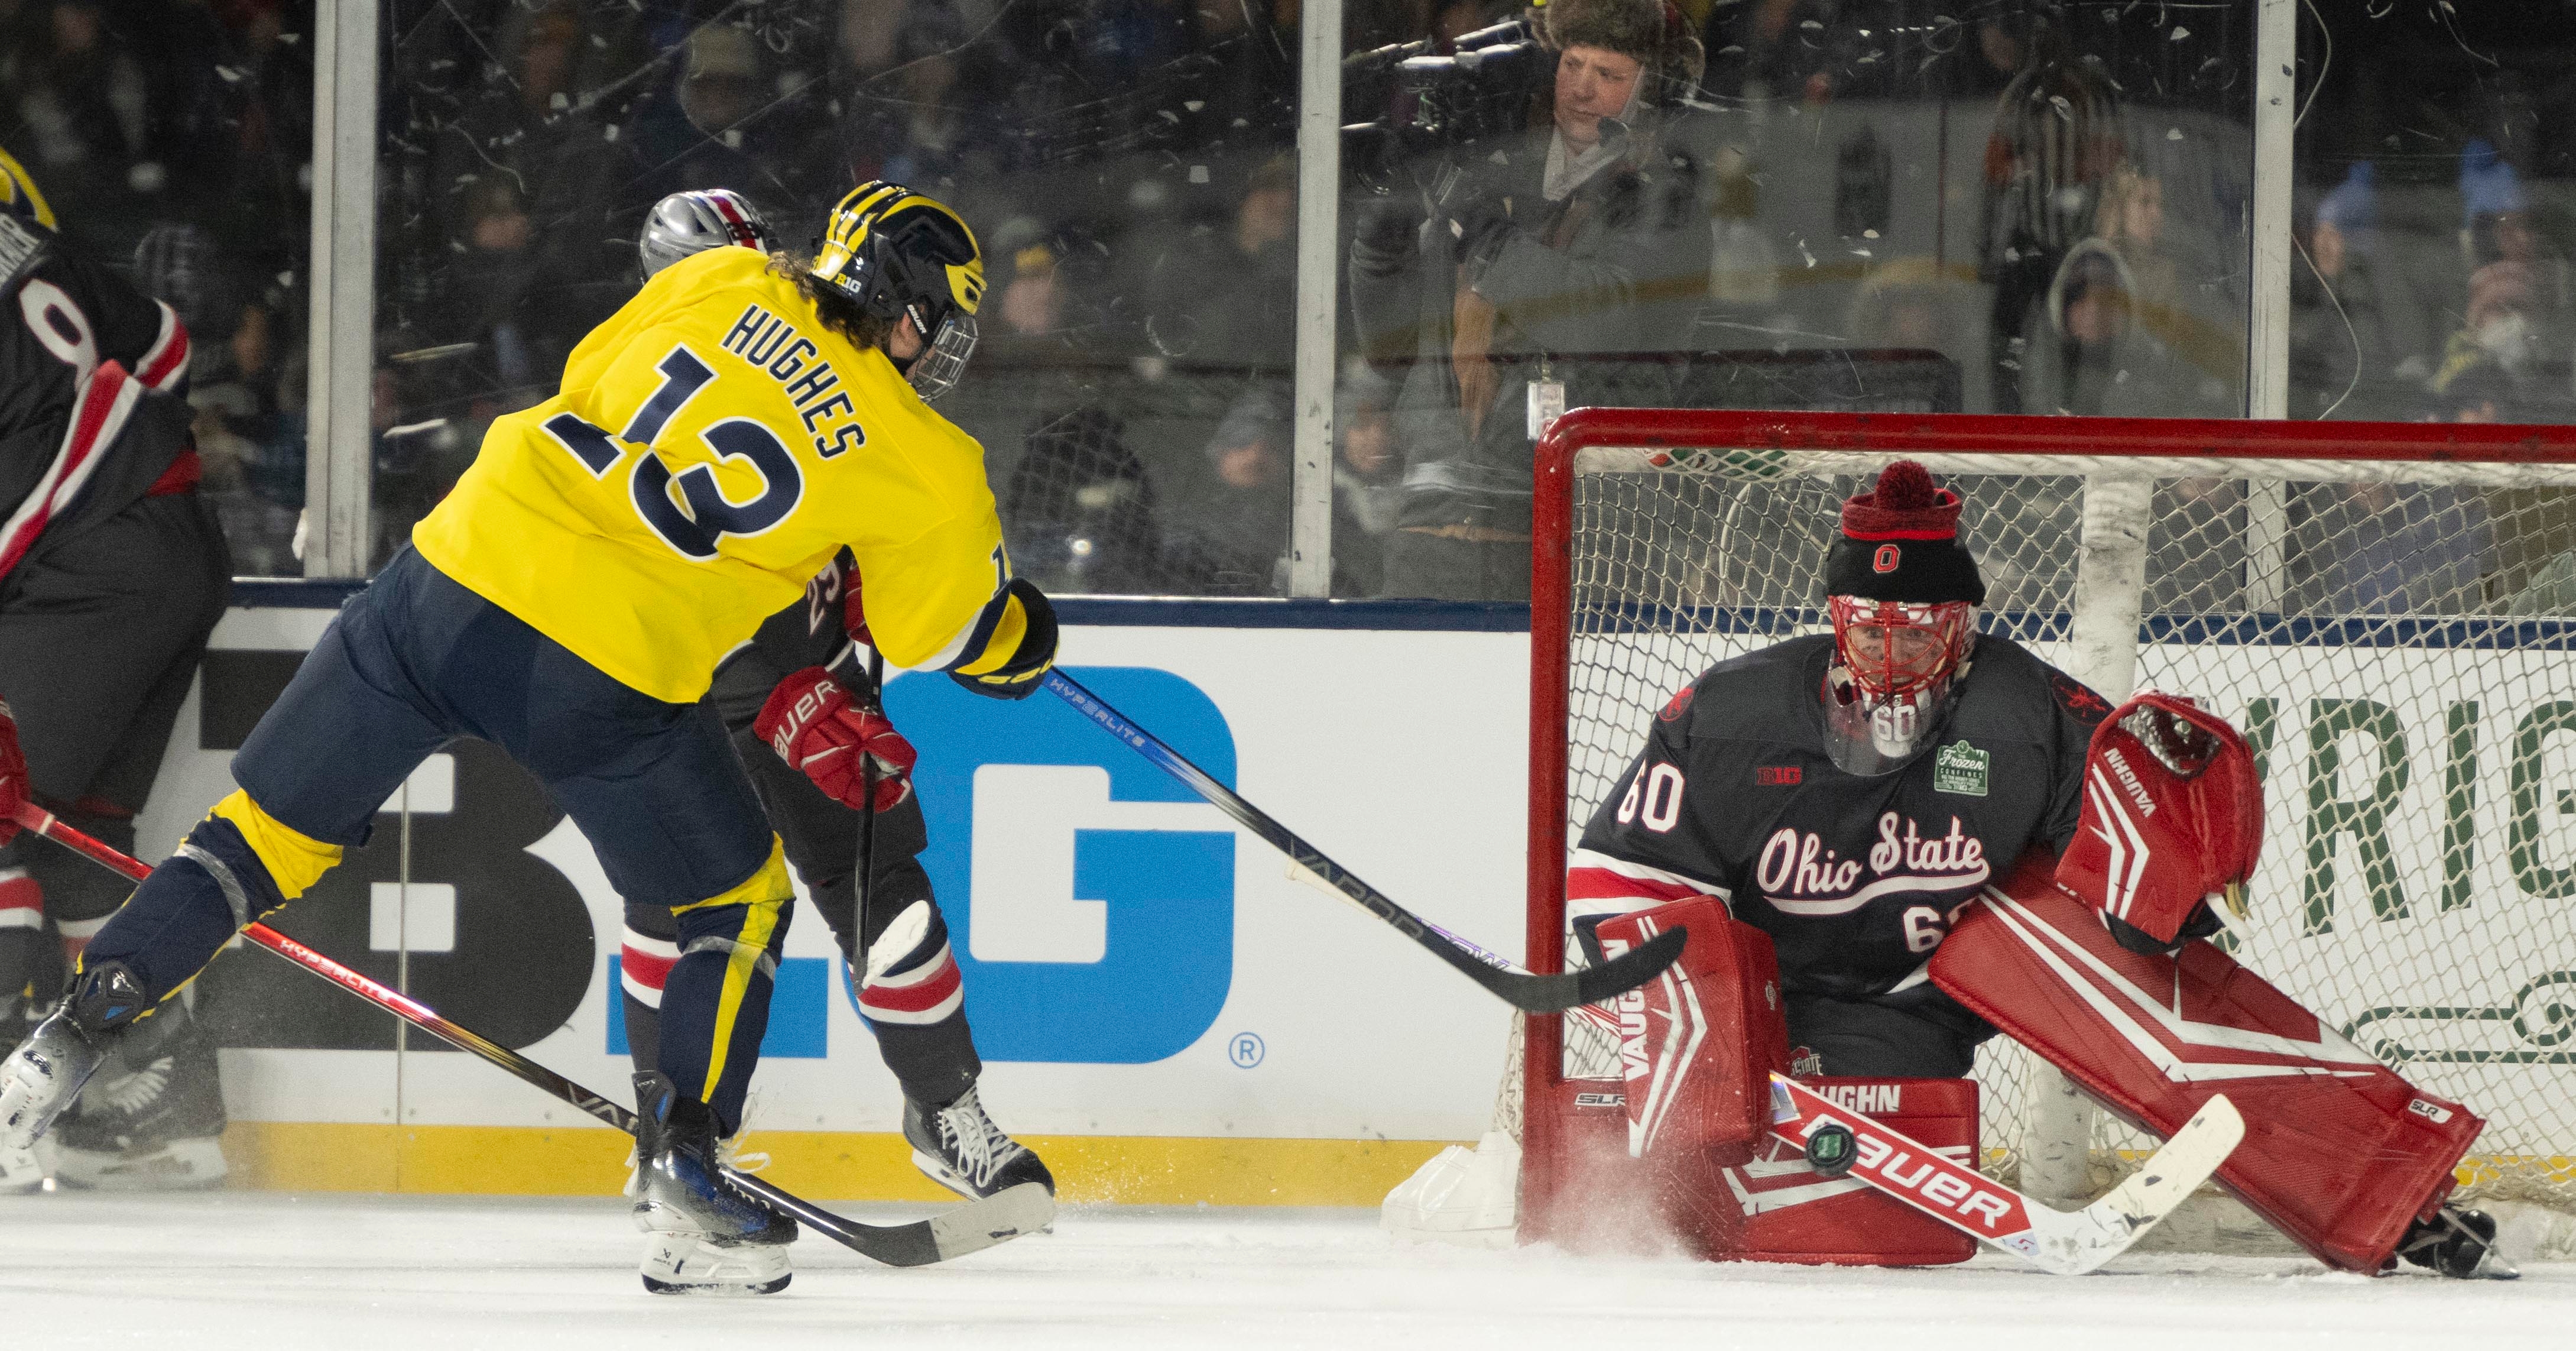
{"left": 0, "top": 147, "right": 55, "bottom": 229}
{"left": 810, "top": 181, "right": 983, "bottom": 401}
{"left": 638, "top": 189, "right": 774, "bottom": 278}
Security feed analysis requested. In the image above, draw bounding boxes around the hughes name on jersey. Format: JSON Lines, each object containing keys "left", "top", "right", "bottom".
{"left": 1572, "top": 634, "right": 2110, "bottom": 999}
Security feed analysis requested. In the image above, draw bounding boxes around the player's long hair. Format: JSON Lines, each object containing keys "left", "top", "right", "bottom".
{"left": 765, "top": 251, "right": 895, "bottom": 352}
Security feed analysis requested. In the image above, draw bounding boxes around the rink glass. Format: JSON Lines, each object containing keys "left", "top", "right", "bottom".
{"left": 364, "top": 0, "right": 1302, "bottom": 595}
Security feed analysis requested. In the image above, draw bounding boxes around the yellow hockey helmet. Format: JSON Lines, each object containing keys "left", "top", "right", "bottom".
{"left": 0, "top": 147, "right": 56, "bottom": 229}
{"left": 810, "top": 182, "right": 982, "bottom": 401}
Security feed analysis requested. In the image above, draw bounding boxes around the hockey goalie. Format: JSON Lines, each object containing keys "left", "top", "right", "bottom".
{"left": 1451, "top": 461, "right": 2512, "bottom": 1277}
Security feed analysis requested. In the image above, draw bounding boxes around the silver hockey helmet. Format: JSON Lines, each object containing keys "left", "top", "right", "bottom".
{"left": 638, "top": 189, "right": 774, "bottom": 278}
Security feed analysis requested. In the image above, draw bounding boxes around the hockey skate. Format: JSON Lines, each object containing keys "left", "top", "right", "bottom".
{"left": 2392, "top": 1205, "right": 2519, "bottom": 1280}
{"left": 0, "top": 995, "right": 48, "bottom": 1192}
{"left": 629, "top": 1073, "right": 796, "bottom": 1295}
{"left": 0, "top": 999, "right": 116, "bottom": 1155}
{"left": 53, "top": 999, "right": 228, "bottom": 1191}
{"left": 904, "top": 1085, "right": 1055, "bottom": 1201}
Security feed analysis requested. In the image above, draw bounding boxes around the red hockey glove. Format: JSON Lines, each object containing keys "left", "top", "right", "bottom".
{"left": 0, "top": 696, "right": 25, "bottom": 845}
{"left": 2055, "top": 691, "right": 2262, "bottom": 948}
{"left": 753, "top": 668, "right": 916, "bottom": 815}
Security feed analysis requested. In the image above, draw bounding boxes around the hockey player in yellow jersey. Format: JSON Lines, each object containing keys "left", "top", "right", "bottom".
{"left": 0, "top": 183, "right": 1057, "bottom": 1294}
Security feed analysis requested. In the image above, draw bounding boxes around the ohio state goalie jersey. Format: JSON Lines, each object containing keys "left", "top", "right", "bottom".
{"left": 1572, "top": 633, "right": 2110, "bottom": 1004}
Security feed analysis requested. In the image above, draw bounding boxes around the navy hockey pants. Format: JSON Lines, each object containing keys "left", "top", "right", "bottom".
{"left": 79, "top": 548, "right": 792, "bottom": 1132}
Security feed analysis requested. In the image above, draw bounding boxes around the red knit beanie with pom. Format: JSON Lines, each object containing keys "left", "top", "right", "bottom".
{"left": 1821, "top": 460, "right": 1987, "bottom": 604}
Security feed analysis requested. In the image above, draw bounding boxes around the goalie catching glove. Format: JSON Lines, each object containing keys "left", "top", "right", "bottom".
{"left": 755, "top": 668, "right": 917, "bottom": 814}
{"left": 2055, "top": 691, "right": 2262, "bottom": 954}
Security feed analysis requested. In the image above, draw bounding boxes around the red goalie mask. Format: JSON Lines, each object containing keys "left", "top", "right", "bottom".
{"left": 1826, "top": 596, "right": 1975, "bottom": 699}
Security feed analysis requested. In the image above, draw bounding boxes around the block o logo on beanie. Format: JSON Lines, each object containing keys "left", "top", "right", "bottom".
{"left": 1873, "top": 544, "right": 1902, "bottom": 574}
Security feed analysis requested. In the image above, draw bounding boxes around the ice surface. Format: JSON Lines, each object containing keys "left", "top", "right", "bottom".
{"left": 0, "top": 1193, "right": 2568, "bottom": 1349}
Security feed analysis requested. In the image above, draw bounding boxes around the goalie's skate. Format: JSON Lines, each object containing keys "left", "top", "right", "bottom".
{"left": 0, "top": 1005, "right": 108, "bottom": 1153}
{"left": 905, "top": 1086, "right": 1056, "bottom": 1203}
{"left": 2392, "top": 1205, "right": 2519, "bottom": 1280}
{"left": 629, "top": 1073, "right": 796, "bottom": 1295}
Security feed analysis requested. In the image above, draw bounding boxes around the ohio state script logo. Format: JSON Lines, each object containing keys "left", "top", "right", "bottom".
{"left": 1754, "top": 811, "right": 1991, "bottom": 916}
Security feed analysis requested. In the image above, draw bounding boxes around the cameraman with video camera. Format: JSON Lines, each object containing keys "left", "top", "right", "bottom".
{"left": 1349, "top": 0, "right": 1705, "bottom": 601}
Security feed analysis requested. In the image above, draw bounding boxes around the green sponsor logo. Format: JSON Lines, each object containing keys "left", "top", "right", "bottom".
{"left": 1933, "top": 741, "right": 1990, "bottom": 797}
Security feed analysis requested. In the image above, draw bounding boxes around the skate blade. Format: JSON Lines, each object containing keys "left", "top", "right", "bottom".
{"left": 638, "top": 1231, "right": 791, "bottom": 1295}
{"left": 641, "top": 1271, "right": 791, "bottom": 1296}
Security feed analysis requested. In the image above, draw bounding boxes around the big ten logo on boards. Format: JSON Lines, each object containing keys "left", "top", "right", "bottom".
{"left": 190, "top": 652, "right": 595, "bottom": 1054}
{"left": 887, "top": 666, "right": 1237, "bottom": 1062}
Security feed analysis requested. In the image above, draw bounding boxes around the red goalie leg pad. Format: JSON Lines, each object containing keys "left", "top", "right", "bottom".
{"left": 1529, "top": 899, "right": 1790, "bottom": 1258}
{"left": 1724, "top": 1078, "right": 1980, "bottom": 1266}
{"left": 1929, "top": 881, "right": 2484, "bottom": 1274}
{"left": 1593, "top": 898, "right": 1789, "bottom": 1165}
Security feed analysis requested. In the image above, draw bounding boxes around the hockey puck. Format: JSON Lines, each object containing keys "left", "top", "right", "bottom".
{"left": 1804, "top": 1123, "right": 1857, "bottom": 1178}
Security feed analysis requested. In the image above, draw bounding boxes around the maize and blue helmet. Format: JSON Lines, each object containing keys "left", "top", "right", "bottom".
{"left": 810, "top": 182, "right": 983, "bottom": 401}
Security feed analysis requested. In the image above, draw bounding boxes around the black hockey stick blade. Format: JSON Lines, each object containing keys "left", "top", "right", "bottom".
{"left": 14, "top": 804, "right": 1056, "bottom": 1268}
{"left": 1570, "top": 924, "right": 1688, "bottom": 1006}
{"left": 1043, "top": 671, "right": 1685, "bottom": 1013}
{"left": 734, "top": 1174, "right": 1056, "bottom": 1268}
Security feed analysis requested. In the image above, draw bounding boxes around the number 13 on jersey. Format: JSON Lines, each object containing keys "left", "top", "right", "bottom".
{"left": 540, "top": 344, "right": 813, "bottom": 560}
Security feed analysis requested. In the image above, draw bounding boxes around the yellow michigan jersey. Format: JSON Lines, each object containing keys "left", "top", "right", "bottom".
{"left": 413, "top": 247, "right": 1014, "bottom": 705}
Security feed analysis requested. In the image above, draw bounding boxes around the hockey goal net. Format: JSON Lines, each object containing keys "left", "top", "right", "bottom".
{"left": 1482, "top": 407, "right": 2576, "bottom": 1251}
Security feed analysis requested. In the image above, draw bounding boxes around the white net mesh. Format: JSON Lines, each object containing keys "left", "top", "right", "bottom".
{"left": 1519, "top": 443, "right": 2576, "bottom": 1218}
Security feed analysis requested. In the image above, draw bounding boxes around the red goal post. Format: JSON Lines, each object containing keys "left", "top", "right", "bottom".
{"left": 1521, "top": 407, "right": 2576, "bottom": 1245}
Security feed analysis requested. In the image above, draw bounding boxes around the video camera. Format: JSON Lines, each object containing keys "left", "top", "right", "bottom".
{"left": 1343, "top": 19, "right": 1553, "bottom": 181}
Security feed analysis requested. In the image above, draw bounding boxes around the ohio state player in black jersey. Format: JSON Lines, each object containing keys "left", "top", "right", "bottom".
{"left": 0, "top": 151, "right": 231, "bottom": 1193}
{"left": 1566, "top": 461, "right": 2509, "bottom": 1279}
{"left": 1571, "top": 459, "right": 2133, "bottom": 1077}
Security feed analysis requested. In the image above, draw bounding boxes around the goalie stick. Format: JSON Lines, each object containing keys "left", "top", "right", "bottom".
{"left": 1767, "top": 1072, "right": 2245, "bottom": 1275}
{"left": 1042, "top": 669, "right": 1685, "bottom": 1013}
{"left": 11, "top": 802, "right": 1050, "bottom": 1268}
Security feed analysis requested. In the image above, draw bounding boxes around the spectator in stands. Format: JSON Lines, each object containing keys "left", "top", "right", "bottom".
{"left": 2291, "top": 166, "right": 2405, "bottom": 420}
{"left": 132, "top": 224, "right": 300, "bottom": 574}
{"left": 1349, "top": 0, "right": 1706, "bottom": 601}
{"left": 2045, "top": 239, "right": 2231, "bottom": 419}
{"left": 2429, "top": 143, "right": 2565, "bottom": 422}
{"left": 4, "top": 0, "right": 163, "bottom": 258}
{"left": 1167, "top": 384, "right": 1293, "bottom": 595}
{"left": 1140, "top": 154, "right": 1297, "bottom": 378}
{"left": 1332, "top": 367, "right": 1403, "bottom": 597}
{"left": 1003, "top": 407, "right": 1171, "bottom": 595}
{"left": 1975, "top": 12, "right": 2123, "bottom": 414}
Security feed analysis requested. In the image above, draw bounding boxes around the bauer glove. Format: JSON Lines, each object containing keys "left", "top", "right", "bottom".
{"left": 754, "top": 668, "right": 917, "bottom": 815}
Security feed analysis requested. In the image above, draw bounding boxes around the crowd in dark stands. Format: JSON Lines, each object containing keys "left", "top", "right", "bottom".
{"left": 6, "top": 0, "right": 2576, "bottom": 607}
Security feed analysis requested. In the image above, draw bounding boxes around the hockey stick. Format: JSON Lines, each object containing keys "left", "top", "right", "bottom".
{"left": 1766, "top": 1072, "right": 2245, "bottom": 1275}
{"left": 10, "top": 803, "right": 1052, "bottom": 1268}
{"left": 856, "top": 646, "right": 885, "bottom": 931}
{"left": 1041, "top": 669, "right": 1684, "bottom": 1013}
